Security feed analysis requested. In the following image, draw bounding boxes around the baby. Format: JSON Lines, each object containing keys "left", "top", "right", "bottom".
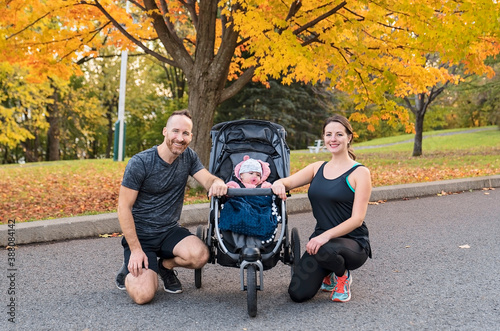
{"left": 220, "top": 155, "right": 278, "bottom": 243}
{"left": 226, "top": 155, "right": 272, "bottom": 189}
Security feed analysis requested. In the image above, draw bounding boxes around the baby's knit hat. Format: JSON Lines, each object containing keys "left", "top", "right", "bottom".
{"left": 239, "top": 158, "right": 262, "bottom": 175}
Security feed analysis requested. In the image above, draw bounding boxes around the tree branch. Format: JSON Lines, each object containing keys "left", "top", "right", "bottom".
{"left": 285, "top": 0, "right": 302, "bottom": 21}
{"left": 194, "top": 0, "right": 218, "bottom": 68}
{"left": 128, "top": 0, "right": 145, "bottom": 11}
{"left": 6, "top": 12, "right": 51, "bottom": 40}
{"left": 293, "top": 1, "right": 347, "bottom": 36}
{"left": 179, "top": 0, "right": 198, "bottom": 28}
{"left": 75, "top": 51, "right": 144, "bottom": 65}
{"left": 158, "top": 0, "right": 177, "bottom": 35}
{"left": 220, "top": 67, "right": 256, "bottom": 103}
{"left": 6, "top": 2, "right": 81, "bottom": 40}
{"left": 142, "top": 0, "right": 194, "bottom": 70}
{"left": 89, "top": 0, "right": 178, "bottom": 67}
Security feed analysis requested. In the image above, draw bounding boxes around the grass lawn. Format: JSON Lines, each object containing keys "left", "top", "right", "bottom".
{"left": 1, "top": 127, "right": 499, "bottom": 223}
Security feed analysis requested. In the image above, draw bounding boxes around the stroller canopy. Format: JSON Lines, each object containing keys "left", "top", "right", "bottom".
{"left": 209, "top": 119, "right": 290, "bottom": 184}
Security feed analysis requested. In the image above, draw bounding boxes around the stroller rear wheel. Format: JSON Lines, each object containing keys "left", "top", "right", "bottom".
{"left": 246, "top": 264, "right": 258, "bottom": 317}
{"left": 195, "top": 225, "right": 205, "bottom": 289}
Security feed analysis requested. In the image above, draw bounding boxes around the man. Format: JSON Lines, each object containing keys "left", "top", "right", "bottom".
{"left": 115, "top": 110, "right": 227, "bottom": 304}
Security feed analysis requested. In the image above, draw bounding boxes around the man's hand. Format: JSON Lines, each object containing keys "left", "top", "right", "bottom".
{"left": 128, "top": 249, "right": 149, "bottom": 278}
{"left": 208, "top": 178, "right": 227, "bottom": 197}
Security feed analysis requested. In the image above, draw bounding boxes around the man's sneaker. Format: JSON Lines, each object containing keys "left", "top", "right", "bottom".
{"left": 320, "top": 272, "right": 337, "bottom": 292}
{"left": 330, "top": 270, "right": 352, "bottom": 302}
{"left": 158, "top": 259, "right": 183, "bottom": 293}
{"left": 115, "top": 263, "right": 128, "bottom": 291}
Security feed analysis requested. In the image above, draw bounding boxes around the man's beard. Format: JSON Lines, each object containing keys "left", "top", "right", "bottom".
{"left": 166, "top": 138, "right": 187, "bottom": 155}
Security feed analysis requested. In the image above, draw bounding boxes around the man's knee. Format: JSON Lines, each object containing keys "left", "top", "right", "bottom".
{"left": 190, "top": 242, "right": 209, "bottom": 268}
{"left": 131, "top": 289, "right": 156, "bottom": 305}
{"left": 125, "top": 270, "right": 158, "bottom": 305}
{"left": 180, "top": 236, "right": 209, "bottom": 266}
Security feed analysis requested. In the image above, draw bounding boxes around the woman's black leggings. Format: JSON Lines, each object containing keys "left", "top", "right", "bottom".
{"left": 288, "top": 237, "right": 369, "bottom": 302}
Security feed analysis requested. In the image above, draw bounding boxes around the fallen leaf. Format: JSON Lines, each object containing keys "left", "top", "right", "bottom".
{"left": 99, "top": 232, "right": 122, "bottom": 238}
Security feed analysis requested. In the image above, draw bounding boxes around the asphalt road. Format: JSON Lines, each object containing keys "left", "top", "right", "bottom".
{"left": 2, "top": 188, "right": 499, "bottom": 330}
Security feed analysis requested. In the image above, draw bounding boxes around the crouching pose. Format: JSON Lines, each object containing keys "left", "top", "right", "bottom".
{"left": 272, "top": 115, "right": 372, "bottom": 303}
{"left": 115, "top": 110, "right": 226, "bottom": 304}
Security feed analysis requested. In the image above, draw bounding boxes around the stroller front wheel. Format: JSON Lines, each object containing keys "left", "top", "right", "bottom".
{"left": 246, "top": 264, "right": 258, "bottom": 317}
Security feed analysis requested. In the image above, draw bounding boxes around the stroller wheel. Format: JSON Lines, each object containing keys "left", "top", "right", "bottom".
{"left": 246, "top": 264, "right": 258, "bottom": 317}
{"left": 290, "top": 227, "right": 301, "bottom": 277}
{"left": 195, "top": 225, "right": 205, "bottom": 289}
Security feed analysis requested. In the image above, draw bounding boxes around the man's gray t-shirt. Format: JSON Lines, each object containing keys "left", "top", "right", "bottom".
{"left": 121, "top": 145, "right": 204, "bottom": 236}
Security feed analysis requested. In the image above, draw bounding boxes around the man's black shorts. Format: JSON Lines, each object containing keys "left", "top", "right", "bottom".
{"left": 121, "top": 226, "right": 192, "bottom": 274}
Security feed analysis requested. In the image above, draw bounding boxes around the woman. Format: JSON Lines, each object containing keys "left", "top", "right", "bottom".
{"left": 272, "top": 115, "right": 372, "bottom": 303}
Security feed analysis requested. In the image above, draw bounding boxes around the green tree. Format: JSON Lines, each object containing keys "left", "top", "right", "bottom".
{"left": 216, "top": 80, "right": 337, "bottom": 149}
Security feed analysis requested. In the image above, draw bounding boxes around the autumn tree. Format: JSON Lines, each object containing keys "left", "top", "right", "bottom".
{"left": 2, "top": 1, "right": 500, "bottom": 165}
{"left": 399, "top": 56, "right": 460, "bottom": 156}
{"left": 400, "top": 54, "right": 497, "bottom": 156}
{"left": 216, "top": 80, "right": 337, "bottom": 149}
{"left": 0, "top": 62, "right": 51, "bottom": 163}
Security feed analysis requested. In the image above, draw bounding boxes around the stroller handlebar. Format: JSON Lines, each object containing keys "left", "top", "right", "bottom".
{"left": 225, "top": 188, "right": 273, "bottom": 197}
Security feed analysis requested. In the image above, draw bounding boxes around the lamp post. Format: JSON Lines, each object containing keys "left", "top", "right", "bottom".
{"left": 114, "top": 50, "right": 127, "bottom": 161}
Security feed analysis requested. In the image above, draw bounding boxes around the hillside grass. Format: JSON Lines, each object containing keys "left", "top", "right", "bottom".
{"left": 1, "top": 127, "right": 499, "bottom": 223}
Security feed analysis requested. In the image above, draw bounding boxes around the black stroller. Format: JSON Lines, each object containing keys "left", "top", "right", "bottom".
{"left": 194, "top": 119, "right": 301, "bottom": 317}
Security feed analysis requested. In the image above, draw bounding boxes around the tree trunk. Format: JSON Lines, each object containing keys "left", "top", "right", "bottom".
{"left": 105, "top": 104, "right": 114, "bottom": 159}
{"left": 412, "top": 111, "right": 424, "bottom": 157}
{"left": 46, "top": 86, "right": 61, "bottom": 161}
{"left": 187, "top": 85, "right": 219, "bottom": 168}
{"left": 411, "top": 92, "right": 429, "bottom": 157}
{"left": 183, "top": 0, "right": 238, "bottom": 168}
{"left": 21, "top": 129, "right": 41, "bottom": 163}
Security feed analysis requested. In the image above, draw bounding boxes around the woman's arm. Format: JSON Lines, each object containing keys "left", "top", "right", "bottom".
{"left": 272, "top": 161, "right": 323, "bottom": 200}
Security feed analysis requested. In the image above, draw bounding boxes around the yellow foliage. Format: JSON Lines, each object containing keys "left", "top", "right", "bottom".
{"left": 1, "top": 0, "right": 499, "bottom": 128}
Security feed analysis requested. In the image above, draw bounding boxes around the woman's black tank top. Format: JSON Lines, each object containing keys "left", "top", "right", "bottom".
{"left": 308, "top": 162, "right": 371, "bottom": 257}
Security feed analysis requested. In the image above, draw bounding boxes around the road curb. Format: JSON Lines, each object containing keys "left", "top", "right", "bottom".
{"left": 2, "top": 175, "right": 499, "bottom": 246}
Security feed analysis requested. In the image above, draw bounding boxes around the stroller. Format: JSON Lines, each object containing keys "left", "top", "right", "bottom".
{"left": 194, "top": 119, "right": 301, "bottom": 317}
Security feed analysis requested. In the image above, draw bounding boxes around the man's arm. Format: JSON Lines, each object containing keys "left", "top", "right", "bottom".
{"left": 192, "top": 168, "right": 227, "bottom": 197}
{"left": 117, "top": 185, "right": 149, "bottom": 277}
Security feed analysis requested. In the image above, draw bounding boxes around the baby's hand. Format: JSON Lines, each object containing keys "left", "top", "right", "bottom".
{"left": 261, "top": 182, "right": 272, "bottom": 188}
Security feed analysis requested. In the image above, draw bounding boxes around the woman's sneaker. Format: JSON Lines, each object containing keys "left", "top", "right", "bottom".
{"left": 158, "top": 259, "right": 183, "bottom": 293}
{"left": 320, "top": 272, "right": 337, "bottom": 292}
{"left": 330, "top": 270, "right": 352, "bottom": 302}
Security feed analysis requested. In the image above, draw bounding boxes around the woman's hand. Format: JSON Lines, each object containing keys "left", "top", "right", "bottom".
{"left": 306, "top": 234, "right": 330, "bottom": 255}
{"left": 271, "top": 180, "right": 287, "bottom": 200}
